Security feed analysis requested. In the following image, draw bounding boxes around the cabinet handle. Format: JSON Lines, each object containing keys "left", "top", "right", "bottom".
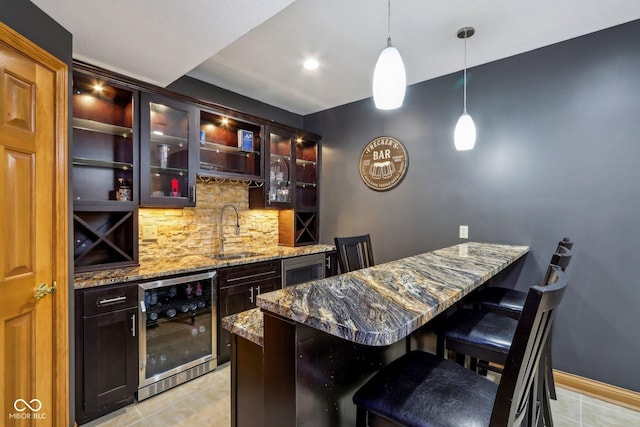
{"left": 98, "top": 295, "right": 126, "bottom": 306}
{"left": 325, "top": 255, "right": 331, "bottom": 270}
{"left": 190, "top": 185, "right": 196, "bottom": 203}
{"left": 249, "top": 287, "right": 254, "bottom": 304}
{"left": 256, "top": 285, "right": 261, "bottom": 295}
{"left": 131, "top": 314, "right": 136, "bottom": 337}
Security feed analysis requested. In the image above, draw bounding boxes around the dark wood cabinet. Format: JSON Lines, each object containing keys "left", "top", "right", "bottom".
{"left": 278, "top": 209, "right": 319, "bottom": 247}
{"left": 218, "top": 260, "right": 281, "bottom": 363}
{"left": 75, "top": 283, "right": 139, "bottom": 425}
{"left": 72, "top": 67, "right": 139, "bottom": 271}
{"left": 140, "top": 92, "right": 198, "bottom": 207}
{"left": 231, "top": 334, "right": 264, "bottom": 427}
{"left": 198, "top": 108, "right": 263, "bottom": 179}
{"left": 294, "top": 137, "right": 319, "bottom": 210}
{"left": 325, "top": 250, "right": 337, "bottom": 277}
{"left": 249, "top": 124, "right": 320, "bottom": 209}
{"left": 250, "top": 125, "right": 321, "bottom": 246}
{"left": 72, "top": 70, "right": 138, "bottom": 206}
{"left": 73, "top": 206, "right": 138, "bottom": 271}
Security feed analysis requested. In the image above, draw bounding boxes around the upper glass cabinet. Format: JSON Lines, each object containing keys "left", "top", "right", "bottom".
{"left": 267, "top": 130, "right": 294, "bottom": 206}
{"left": 198, "top": 109, "right": 262, "bottom": 179}
{"left": 140, "top": 93, "right": 197, "bottom": 207}
{"left": 72, "top": 72, "right": 138, "bottom": 206}
{"left": 294, "top": 138, "right": 318, "bottom": 210}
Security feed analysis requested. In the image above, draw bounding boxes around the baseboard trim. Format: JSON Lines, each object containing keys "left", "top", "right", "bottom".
{"left": 554, "top": 370, "right": 640, "bottom": 412}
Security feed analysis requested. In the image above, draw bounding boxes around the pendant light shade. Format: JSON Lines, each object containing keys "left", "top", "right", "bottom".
{"left": 454, "top": 27, "right": 476, "bottom": 150}
{"left": 373, "top": 0, "right": 406, "bottom": 110}
{"left": 454, "top": 112, "right": 476, "bottom": 150}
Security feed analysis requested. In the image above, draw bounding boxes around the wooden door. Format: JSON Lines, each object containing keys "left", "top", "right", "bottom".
{"left": 0, "top": 23, "right": 68, "bottom": 426}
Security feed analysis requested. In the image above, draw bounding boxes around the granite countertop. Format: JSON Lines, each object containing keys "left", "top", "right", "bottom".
{"left": 74, "top": 244, "right": 334, "bottom": 289}
{"left": 222, "top": 308, "right": 264, "bottom": 347}
{"left": 255, "top": 242, "right": 529, "bottom": 347}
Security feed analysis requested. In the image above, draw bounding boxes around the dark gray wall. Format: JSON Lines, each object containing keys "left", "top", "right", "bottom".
{"left": 306, "top": 20, "right": 640, "bottom": 392}
{"left": 168, "top": 75, "right": 304, "bottom": 129}
{"left": 1, "top": 0, "right": 72, "bottom": 63}
{"left": 2, "top": 1, "right": 74, "bottom": 425}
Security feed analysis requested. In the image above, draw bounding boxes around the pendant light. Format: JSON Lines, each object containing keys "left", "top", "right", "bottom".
{"left": 373, "top": 0, "right": 406, "bottom": 110}
{"left": 454, "top": 27, "right": 476, "bottom": 150}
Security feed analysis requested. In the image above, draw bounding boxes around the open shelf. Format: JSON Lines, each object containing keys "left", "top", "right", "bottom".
{"left": 200, "top": 140, "right": 259, "bottom": 156}
{"left": 199, "top": 109, "right": 263, "bottom": 179}
{"left": 73, "top": 117, "right": 132, "bottom": 137}
{"left": 296, "top": 158, "right": 316, "bottom": 166}
{"left": 149, "top": 132, "right": 189, "bottom": 147}
{"left": 278, "top": 209, "right": 318, "bottom": 246}
{"left": 73, "top": 209, "right": 137, "bottom": 271}
{"left": 73, "top": 157, "right": 134, "bottom": 170}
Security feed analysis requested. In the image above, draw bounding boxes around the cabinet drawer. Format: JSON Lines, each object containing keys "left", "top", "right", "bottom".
{"left": 219, "top": 260, "right": 281, "bottom": 288}
{"left": 83, "top": 283, "right": 138, "bottom": 316}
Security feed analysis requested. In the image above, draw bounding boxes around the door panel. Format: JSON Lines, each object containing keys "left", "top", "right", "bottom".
{"left": 1, "top": 23, "right": 68, "bottom": 427}
{"left": 84, "top": 308, "right": 137, "bottom": 411}
{"left": 4, "top": 150, "right": 34, "bottom": 276}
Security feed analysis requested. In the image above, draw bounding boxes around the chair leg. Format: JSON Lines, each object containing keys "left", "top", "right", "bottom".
{"left": 526, "top": 377, "right": 538, "bottom": 427}
{"left": 469, "top": 357, "right": 478, "bottom": 372}
{"left": 544, "top": 328, "right": 557, "bottom": 400}
{"left": 356, "top": 406, "right": 367, "bottom": 427}
{"left": 436, "top": 334, "right": 445, "bottom": 358}
{"left": 542, "top": 377, "right": 554, "bottom": 427}
{"left": 478, "top": 360, "right": 489, "bottom": 376}
{"left": 545, "top": 348, "right": 557, "bottom": 400}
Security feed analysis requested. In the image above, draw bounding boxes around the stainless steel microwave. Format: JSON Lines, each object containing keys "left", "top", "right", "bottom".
{"left": 281, "top": 252, "right": 326, "bottom": 287}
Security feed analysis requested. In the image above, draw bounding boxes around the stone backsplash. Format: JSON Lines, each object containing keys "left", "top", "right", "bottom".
{"left": 138, "top": 181, "right": 279, "bottom": 263}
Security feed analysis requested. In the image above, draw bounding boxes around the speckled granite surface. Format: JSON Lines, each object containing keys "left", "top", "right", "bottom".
{"left": 74, "top": 244, "right": 334, "bottom": 288}
{"left": 222, "top": 308, "right": 264, "bottom": 347}
{"left": 256, "top": 242, "right": 528, "bottom": 347}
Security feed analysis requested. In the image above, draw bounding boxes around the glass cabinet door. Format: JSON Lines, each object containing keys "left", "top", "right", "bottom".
{"left": 295, "top": 138, "right": 318, "bottom": 209}
{"left": 268, "top": 131, "right": 293, "bottom": 206}
{"left": 198, "top": 110, "right": 262, "bottom": 179}
{"left": 72, "top": 72, "right": 137, "bottom": 205}
{"left": 140, "top": 93, "right": 196, "bottom": 207}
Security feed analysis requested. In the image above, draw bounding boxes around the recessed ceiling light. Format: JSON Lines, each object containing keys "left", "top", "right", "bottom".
{"left": 303, "top": 58, "right": 319, "bottom": 70}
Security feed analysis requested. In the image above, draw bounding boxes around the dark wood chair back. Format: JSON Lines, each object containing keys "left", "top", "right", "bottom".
{"left": 542, "top": 245, "right": 572, "bottom": 285}
{"left": 490, "top": 265, "right": 568, "bottom": 426}
{"left": 334, "top": 234, "right": 374, "bottom": 273}
{"left": 557, "top": 237, "right": 574, "bottom": 251}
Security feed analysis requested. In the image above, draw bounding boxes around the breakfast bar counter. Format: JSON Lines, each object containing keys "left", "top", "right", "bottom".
{"left": 227, "top": 242, "right": 529, "bottom": 427}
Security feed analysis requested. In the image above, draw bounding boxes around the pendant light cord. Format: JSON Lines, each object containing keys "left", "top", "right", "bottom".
{"left": 387, "top": 0, "right": 392, "bottom": 47}
{"left": 463, "top": 31, "right": 468, "bottom": 114}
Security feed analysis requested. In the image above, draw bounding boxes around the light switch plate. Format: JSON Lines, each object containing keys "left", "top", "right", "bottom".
{"left": 459, "top": 225, "right": 469, "bottom": 239}
{"left": 142, "top": 225, "right": 158, "bottom": 240}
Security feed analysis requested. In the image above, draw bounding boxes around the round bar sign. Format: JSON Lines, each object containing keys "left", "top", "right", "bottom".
{"left": 359, "top": 136, "right": 408, "bottom": 191}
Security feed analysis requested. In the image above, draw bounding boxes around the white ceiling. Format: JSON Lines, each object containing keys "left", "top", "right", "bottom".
{"left": 31, "top": 0, "right": 640, "bottom": 115}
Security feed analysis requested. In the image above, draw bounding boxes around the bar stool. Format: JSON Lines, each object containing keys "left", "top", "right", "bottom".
{"left": 474, "top": 238, "right": 573, "bottom": 318}
{"left": 436, "top": 255, "right": 571, "bottom": 427}
{"left": 353, "top": 266, "right": 569, "bottom": 427}
{"left": 334, "top": 234, "right": 374, "bottom": 273}
{"left": 467, "top": 239, "right": 573, "bottom": 403}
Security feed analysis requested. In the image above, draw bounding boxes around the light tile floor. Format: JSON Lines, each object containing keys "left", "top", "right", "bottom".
{"left": 82, "top": 363, "right": 639, "bottom": 427}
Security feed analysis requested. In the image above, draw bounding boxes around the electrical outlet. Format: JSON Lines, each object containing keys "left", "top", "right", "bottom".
{"left": 142, "top": 225, "right": 158, "bottom": 240}
{"left": 459, "top": 225, "right": 469, "bottom": 239}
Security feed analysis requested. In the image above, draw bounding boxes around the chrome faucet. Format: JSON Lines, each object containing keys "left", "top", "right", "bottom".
{"left": 219, "top": 204, "right": 240, "bottom": 255}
